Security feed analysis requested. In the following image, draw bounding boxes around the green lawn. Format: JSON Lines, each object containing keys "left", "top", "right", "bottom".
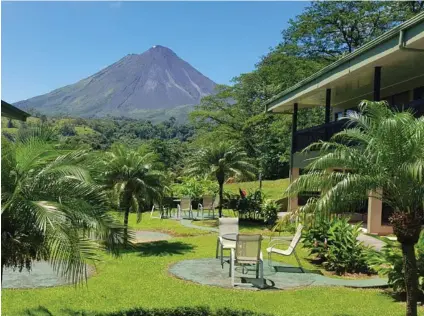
{"left": 2, "top": 212, "right": 418, "bottom": 316}
{"left": 225, "top": 179, "right": 290, "bottom": 200}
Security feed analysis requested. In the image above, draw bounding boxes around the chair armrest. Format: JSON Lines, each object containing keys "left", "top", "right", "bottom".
{"left": 198, "top": 203, "right": 203, "bottom": 210}
{"left": 268, "top": 239, "right": 291, "bottom": 249}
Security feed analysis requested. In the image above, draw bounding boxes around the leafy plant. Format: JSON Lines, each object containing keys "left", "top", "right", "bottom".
{"left": 302, "top": 219, "right": 331, "bottom": 261}
{"left": 368, "top": 233, "right": 424, "bottom": 296}
{"left": 323, "top": 219, "right": 370, "bottom": 274}
{"left": 261, "top": 199, "right": 279, "bottom": 226}
{"left": 236, "top": 188, "right": 263, "bottom": 220}
{"left": 172, "top": 177, "right": 218, "bottom": 199}
{"left": 302, "top": 217, "right": 371, "bottom": 274}
{"left": 1, "top": 137, "right": 127, "bottom": 284}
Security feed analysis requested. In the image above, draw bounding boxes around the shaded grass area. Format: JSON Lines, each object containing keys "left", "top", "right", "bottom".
{"left": 2, "top": 213, "right": 417, "bottom": 316}
{"left": 225, "top": 179, "right": 290, "bottom": 200}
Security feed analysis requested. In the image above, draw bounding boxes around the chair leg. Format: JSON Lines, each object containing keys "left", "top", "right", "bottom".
{"left": 216, "top": 239, "right": 220, "bottom": 259}
{"left": 231, "top": 249, "right": 235, "bottom": 286}
{"left": 294, "top": 250, "right": 304, "bottom": 273}
{"left": 260, "top": 260, "right": 264, "bottom": 288}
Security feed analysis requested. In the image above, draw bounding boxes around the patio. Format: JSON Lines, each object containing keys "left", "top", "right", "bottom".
{"left": 169, "top": 258, "right": 388, "bottom": 291}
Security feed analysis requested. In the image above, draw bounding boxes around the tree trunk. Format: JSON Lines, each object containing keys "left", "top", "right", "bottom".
{"left": 218, "top": 182, "right": 224, "bottom": 218}
{"left": 391, "top": 211, "right": 422, "bottom": 316}
{"left": 123, "top": 207, "right": 130, "bottom": 246}
{"left": 402, "top": 242, "right": 419, "bottom": 316}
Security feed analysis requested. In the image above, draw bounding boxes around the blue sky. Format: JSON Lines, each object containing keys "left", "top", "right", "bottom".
{"left": 1, "top": 1, "right": 308, "bottom": 102}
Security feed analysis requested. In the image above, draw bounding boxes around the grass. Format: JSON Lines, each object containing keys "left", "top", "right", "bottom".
{"left": 225, "top": 179, "right": 290, "bottom": 200}
{"left": 2, "top": 212, "right": 418, "bottom": 316}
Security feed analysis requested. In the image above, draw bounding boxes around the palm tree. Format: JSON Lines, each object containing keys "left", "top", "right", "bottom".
{"left": 286, "top": 101, "right": 424, "bottom": 316}
{"left": 100, "top": 143, "right": 166, "bottom": 243}
{"left": 1, "top": 137, "right": 127, "bottom": 284}
{"left": 186, "top": 142, "right": 257, "bottom": 217}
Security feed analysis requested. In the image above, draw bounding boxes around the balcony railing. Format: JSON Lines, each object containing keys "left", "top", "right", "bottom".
{"left": 293, "top": 100, "right": 423, "bottom": 154}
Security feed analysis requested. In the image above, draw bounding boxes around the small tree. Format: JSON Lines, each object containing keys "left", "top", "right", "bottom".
{"left": 1, "top": 137, "right": 127, "bottom": 284}
{"left": 286, "top": 101, "right": 424, "bottom": 316}
{"left": 186, "top": 142, "right": 257, "bottom": 217}
{"left": 100, "top": 143, "right": 166, "bottom": 243}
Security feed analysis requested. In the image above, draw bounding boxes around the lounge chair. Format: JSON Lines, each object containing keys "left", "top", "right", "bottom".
{"left": 198, "top": 195, "right": 216, "bottom": 219}
{"left": 266, "top": 224, "right": 304, "bottom": 272}
{"left": 230, "top": 234, "right": 264, "bottom": 288}
{"left": 216, "top": 218, "right": 239, "bottom": 267}
{"left": 177, "top": 196, "right": 193, "bottom": 219}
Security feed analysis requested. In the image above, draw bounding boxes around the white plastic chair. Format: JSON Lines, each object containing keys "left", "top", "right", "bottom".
{"left": 177, "top": 196, "right": 193, "bottom": 219}
{"left": 216, "top": 218, "right": 239, "bottom": 267}
{"left": 230, "top": 234, "right": 264, "bottom": 288}
{"left": 266, "top": 224, "right": 304, "bottom": 272}
{"left": 198, "top": 195, "right": 216, "bottom": 219}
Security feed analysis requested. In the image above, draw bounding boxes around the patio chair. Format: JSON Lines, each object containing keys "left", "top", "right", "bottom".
{"left": 230, "top": 234, "right": 264, "bottom": 288}
{"left": 177, "top": 196, "right": 193, "bottom": 219}
{"left": 198, "top": 195, "right": 216, "bottom": 219}
{"left": 216, "top": 217, "right": 239, "bottom": 267}
{"left": 150, "top": 203, "right": 169, "bottom": 219}
{"left": 266, "top": 224, "right": 304, "bottom": 273}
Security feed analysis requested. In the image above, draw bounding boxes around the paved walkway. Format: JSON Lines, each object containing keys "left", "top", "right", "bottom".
{"left": 169, "top": 258, "right": 388, "bottom": 290}
{"left": 134, "top": 230, "right": 172, "bottom": 243}
{"left": 357, "top": 233, "right": 386, "bottom": 251}
{"left": 180, "top": 219, "right": 219, "bottom": 232}
{"left": 2, "top": 261, "right": 95, "bottom": 289}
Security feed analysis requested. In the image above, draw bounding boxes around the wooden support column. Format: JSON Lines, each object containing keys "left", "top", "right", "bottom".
{"left": 325, "top": 88, "right": 331, "bottom": 140}
{"left": 373, "top": 67, "right": 382, "bottom": 101}
{"left": 289, "top": 167, "right": 300, "bottom": 213}
{"left": 290, "top": 103, "right": 298, "bottom": 167}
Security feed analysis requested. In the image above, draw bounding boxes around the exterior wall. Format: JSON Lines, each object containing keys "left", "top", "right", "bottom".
{"left": 367, "top": 189, "right": 393, "bottom": 235}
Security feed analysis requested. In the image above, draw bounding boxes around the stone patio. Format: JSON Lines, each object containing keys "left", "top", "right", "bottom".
{"left": 169, "top": 258, "right": 389, "bottom": 290}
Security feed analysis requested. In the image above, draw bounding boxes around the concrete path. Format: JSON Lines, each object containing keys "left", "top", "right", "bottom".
{"left": 180, "top": 219, "right": 218, "bottom": 232}
{"left": 169, "top": 258, "right": 388, "bottom": 290}
{"left": 357, "top": 233, "right": 386, "bottom": 251}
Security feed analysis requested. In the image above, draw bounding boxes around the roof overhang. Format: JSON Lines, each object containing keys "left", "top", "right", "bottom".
{"left": 1, "top": 100, "right": 31, "bottom": 121}
{"left": 266, "top": 12, "right": 424, "bottom": 114}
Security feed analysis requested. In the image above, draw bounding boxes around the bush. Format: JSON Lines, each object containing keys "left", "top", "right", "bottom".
{"left": 236, "top": 189, "right": 263, "bottom": 220}
{"left": 261, "top": 199, "right": 278, "bottom": 226}
{"left": 367, "top": 232, "right": 424, "bottom": 296}
{"left": 93, "top": 306, "right": 274, "bottom": 316}
{"left": 303, "top": 217, "right": 372, "bottom": 275}
{"left": 172, "top": 177, "right": 218, "bottom": 199}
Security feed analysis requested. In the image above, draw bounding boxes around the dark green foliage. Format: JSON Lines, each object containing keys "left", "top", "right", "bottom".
{"left": 303, "top": 218, "right": 371, "bottom": 275}
{"left": 261, "top": 199, "right": 279, "bottom": 226}
{"left": 368, "top": 233, "right": 424, "bottom": 296}
{"left": 236, "top": 189, "right": 263, "bottom": 220}
{"left": 58, "top": 122, "right": 76, "bottom": 136}
{"left": 94, "top": 306, "right": 273, "bottom": 316}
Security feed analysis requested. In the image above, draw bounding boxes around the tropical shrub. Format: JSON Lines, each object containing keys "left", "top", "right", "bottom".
{"left": 1, "top": 137, "right": 127, "bottom": 283}
{"left": 302, "top": 219, "right": 332, "bottom": 261}
{"left": 236, "top": 189, "right": 263, "bottom": 220}
{"left": 172, "top": 177, "right": 218, "bottom": 199}
{"left": 261, "top": 199, "right": 279, "bottom": 226}
{"left": 97, "top": 306, "right": 273, "bottom": 316}
{"left": 368, "top": 233, "right": 424, "bottom": 296}
{"left": 303, "top": 217, "right": 371, "bottom": 274}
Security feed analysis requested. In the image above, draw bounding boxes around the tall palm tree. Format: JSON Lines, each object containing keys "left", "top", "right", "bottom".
{"left": 1, "top": 137, "right": 127, "bottom": 284}
{"left": 186, "top": 142, "right": 257, "bottom": 217}
{"left": 100, "top": 143, "right": 166, "bottom": 243}
{"left": 286, "top": 101, "right": 424, "bottom": 316}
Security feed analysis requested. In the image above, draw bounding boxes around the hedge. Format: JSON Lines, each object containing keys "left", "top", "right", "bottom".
{"left": 90, "top": 306, "right": 274, "bottom": 316}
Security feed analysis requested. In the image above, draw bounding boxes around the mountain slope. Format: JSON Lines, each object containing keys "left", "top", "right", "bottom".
{"left": 14, "top": 45, "right": 216, "bottom": 119}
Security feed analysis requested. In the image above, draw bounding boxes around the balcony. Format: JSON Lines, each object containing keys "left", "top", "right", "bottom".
{"left": 292, "top": 100, "right": 423, "bottom": 154}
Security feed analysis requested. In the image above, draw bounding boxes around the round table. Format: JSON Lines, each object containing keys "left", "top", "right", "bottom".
{"left": 222, "top": 233, "right": 238, "bottom": 241}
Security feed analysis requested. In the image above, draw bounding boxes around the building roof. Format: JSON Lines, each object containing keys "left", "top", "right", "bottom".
{"left": 266, "top": 12, "right": 424, "bottom": 113}
{"left": 1, "top": 100, "right": 31, "bottom": 121}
